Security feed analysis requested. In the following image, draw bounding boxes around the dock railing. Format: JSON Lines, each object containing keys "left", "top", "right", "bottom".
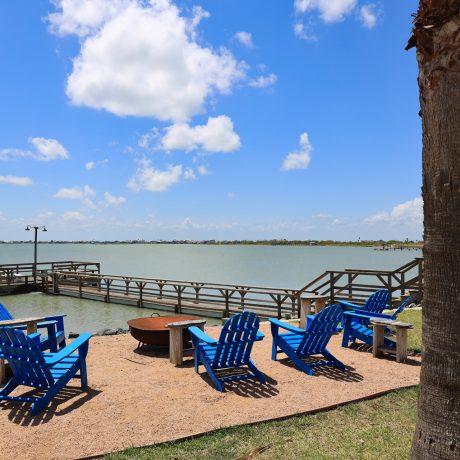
{"left": 51, "top": 271, "right": 299, "bottom": 319}
{"left": 0, "top": 261, "right": 100, "bottom": 293}
{"left": 295, "top": 257, "right": 424, "bottom": 307}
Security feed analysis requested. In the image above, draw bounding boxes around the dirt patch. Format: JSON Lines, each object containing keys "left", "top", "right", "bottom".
{"left": 0, "top": 322, "right": 420, "bottom": 459}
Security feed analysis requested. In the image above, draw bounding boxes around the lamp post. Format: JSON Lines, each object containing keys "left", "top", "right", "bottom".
{"left": 25, "top": 225, "right": 47, "bottom": 284}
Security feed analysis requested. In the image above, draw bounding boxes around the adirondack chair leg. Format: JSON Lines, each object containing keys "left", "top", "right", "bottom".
{"left": 200, "top": 355, "right": 224, "bottom": 392}
{"left": 248, "top": 359, "right": 266, "bottom": 384}
{"left": 271, "top": 323, "right": 279, "bottom": 361}
{"left": 323, "top": 349, "right": 346, "bottom": 371}
{"left": 271, "top": 339, "right": 279, "bottom": 361}
{"left": 280, "top": 344, "right": 314, "bottom": 375}
{"left": 78, "top": 341, "right": 90, "bottom": 387}
{"left": 194, "top": 349, "right": 201, "bottom": 373}
{"left": 0, "top": 379, "right": 19, "bottom": 398}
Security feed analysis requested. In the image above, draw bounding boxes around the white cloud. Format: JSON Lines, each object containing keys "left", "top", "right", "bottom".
{"left": 293, "top": 22, "right": 317, "bottom": 41}
{"left": 0, "top": 175, "right": 33, "bottom": 186}
{"left": 138, "top": 128, "right": 160, "bottom": 149}
{"left": 248, "top": 73, "right": 277, "bottom": 88}
{"left": 28, "top": 137, "right": 70, "bottom": 161}
{"left": 48, "top": 0, "right": 131, "bottom": 37}
{"left": 364, "top": 197, "right": 423, "bottom": 226}
{"left": 359, "top": 4, "right": 378, "bottom": 29}
{"left": 128, "top": 161, "right": 183, "bottom": 192}
{"left": 234, "top": 31, "right": 254, "bottom": 48}
{"left": 104, "top": 191, "right": 127, "bottom": 205}
{"left": 54, "top": 185, "right": 96, "bottom": 199}
{"left": 49, "top": 0, "right": 246, "bottom": 122}
{"left": 85, "top": 159, "right": 108, "bottom": 171}
{"left": 184, "top": 168, "right": 196, "bottom": 180}
{"left": 62, "top": 211, "right": 87, "bottom": 222}
{"left": 294, "top": 0, "right": 357, "bottom": 23}
{"left": 161, "top": 115, "right": 241, "bottom": 153}
{"left": 281, "top": 132, "right": 313, "bottom": 171}
{"left": 197, "top": 165, "right": 210, "bottom": 176}
{"left": 0, "top": 138, "right": 69, "bottom": 161}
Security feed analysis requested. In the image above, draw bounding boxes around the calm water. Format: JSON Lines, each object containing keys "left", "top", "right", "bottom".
{"left": 0, "top": 244, "right": 421, "bottom": 333}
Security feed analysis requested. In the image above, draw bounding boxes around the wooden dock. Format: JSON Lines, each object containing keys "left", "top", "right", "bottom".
{"left": 0, "top": 258, "right": 423, "bottom": 319}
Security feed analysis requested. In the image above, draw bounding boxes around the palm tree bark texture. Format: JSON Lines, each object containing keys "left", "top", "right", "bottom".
{"left": 406, "top": 1, "right": 460, "bottom": 458}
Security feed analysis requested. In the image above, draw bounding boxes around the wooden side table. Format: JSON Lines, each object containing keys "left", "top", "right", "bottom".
{"left": 370, "top": 318, "right": 413, "bottom": 363}
{"left": 299, "top": 294, "right": 328, "bottom": 329}
{"left": 166, "top": 319, "right": 206, "bottom": 366}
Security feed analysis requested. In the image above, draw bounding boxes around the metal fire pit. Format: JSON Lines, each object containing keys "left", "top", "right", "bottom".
{"left": 127, "top": 315, "right": 200, "bottom": 348}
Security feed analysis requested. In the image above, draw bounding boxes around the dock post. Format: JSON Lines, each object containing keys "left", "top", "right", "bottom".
{"left": 52, "top": 272, "right": 59, "bottom": 294}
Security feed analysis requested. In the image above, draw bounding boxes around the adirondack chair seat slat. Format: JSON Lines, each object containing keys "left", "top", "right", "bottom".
{"left": 270, "top": 305, "right": 347, "bottom": 376}
{"left": 0, "top": 328, "right": 92, "bottom": 415}
{"left": 189, "top": 312, "right": 266, "bottom": 392}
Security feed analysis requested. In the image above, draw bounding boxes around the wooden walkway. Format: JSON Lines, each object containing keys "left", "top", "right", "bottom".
{"left": 0, "top": 258, "right": 423, "bottom": 319}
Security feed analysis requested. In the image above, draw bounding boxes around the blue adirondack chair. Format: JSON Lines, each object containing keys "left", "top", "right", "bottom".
{"left": 0, "top": 303, "right": 66, "bottom": 352}
{"left": 0, "top": 327, "right": 91, "bottom": 415}
{"left": 341, "top": 295, "right": 414, "bottom": 349}
{"left": 188, "top": 312, "right": 265, "bottom": 392}
{"left": 338, "top": 289, "right": 390, "bottom": 314}
{"left": 270, "top": 304, "right": 346, "bottom": 375}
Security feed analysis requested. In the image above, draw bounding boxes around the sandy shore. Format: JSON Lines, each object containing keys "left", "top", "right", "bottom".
{"left": 0, "top": 322, "right": 420, "bottom": 459}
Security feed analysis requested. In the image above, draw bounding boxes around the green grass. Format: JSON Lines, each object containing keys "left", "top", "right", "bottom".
{"left": 397, "top": 309, "right": 422, "bottom": 353}
{"left": 107, "top": 387, "right": 418, "bottom": 460}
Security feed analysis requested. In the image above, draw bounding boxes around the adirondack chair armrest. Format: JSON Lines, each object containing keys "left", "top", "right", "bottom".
{"left": 343, "top": 311, "right": 393, "bottom": 321}
{"left": 43, "top": 314, "right": 67, "bottom": 321}
{"left": 338, "top": 300, "right": 361, "bottom": 310}
{"left": 269, "top": 319, "right": 304, "bottom": 334}
{"left": 255, "top": 331, "right": 264, "bottom": 341}
{"left": 45, "top": 333, "right": 92, "bottom": 364}
{"left": 15, "top": 321, "right": 57, "bottom": 331}
{"left": 188, "top": 326, "right": 217, "bottom": 345}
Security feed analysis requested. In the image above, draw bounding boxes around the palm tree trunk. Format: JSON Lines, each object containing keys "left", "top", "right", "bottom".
{"left": 407, "top": 1, "right": 460, "bottom": 458}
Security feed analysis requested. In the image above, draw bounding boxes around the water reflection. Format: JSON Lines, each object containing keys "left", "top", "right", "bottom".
{"left": 2, "top": 292, "right": 220, "bottom": 334}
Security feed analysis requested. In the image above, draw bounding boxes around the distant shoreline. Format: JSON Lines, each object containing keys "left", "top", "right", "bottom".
{"left": 0, "top": 240, "right": 423, "bottom": 249}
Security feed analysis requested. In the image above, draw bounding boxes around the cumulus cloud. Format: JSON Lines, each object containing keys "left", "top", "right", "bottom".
{"left": 281, "top": 132, "right": 313, "bottom": 171}
{"left": 62, "top": 211, "right": 87, "bottom": 222}
{"left": 28, "top": 137, "right": 70, "bottom": 161}
{"left": 0, "top": 175, "right": 33, "bottom": 186}
{"left": 85, "top": 159, "right": 108, "bottom": 171}
{"left": 365, "top": 197, "right": 423, "bottom": 226}
{"left": 234, "top": 31, "right": 254, "bottom": 48}
{"left": 161, "top": 115, "right": 241, "bottom": 153}
{"left": 104, "top": 191, "right": 127, "bottom": 205}
{"left": 359, "top": 4, "right": 378, "bottom": 29}
{"left": 48, "top": 0, "right": 246, "bottom": 122}
{"left": 0, "top": 138, "right": 69, "bottom": 161}
{"left": 197, "top": 165, "right": 210, "bottom": 176}
{"left": 54, "top": 185, "right": 96, "bottom": 199}
{"left": 294, "top": 0, "right": 357, "bottom": 23}
{"left": 248, "top": 73, "right": 277, "bottom": 88}
{"left": 128, "top": 161, "right": 183, "bottom": 192}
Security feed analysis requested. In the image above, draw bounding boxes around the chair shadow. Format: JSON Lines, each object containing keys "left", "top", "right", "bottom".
{"left": 0, "top": 386, "right": 102, "bottom": 426}
{"left": 277, "top": 357, "right": 364, "bottom": 382}
{"left": 348, "top": 343, "right": 422, "bottom": 367}
{"left": 199, "top": 369, "right": 279, "bottom": 398}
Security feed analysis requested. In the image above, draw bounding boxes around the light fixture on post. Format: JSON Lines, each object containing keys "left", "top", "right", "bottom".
{"left": 25, "top": 225, "right": 47, "bottom": 284}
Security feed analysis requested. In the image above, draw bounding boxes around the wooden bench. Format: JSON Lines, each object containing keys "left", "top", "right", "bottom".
{"left": 370, "top": 318, "right": 413, "bottom": 363}
{"left": 166, "top": 319, "right": 206, "bottom": 366}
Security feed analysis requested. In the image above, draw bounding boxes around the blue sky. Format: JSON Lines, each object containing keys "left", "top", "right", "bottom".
{"left": 0, "top": 0, "right": 422, "bottom": 241}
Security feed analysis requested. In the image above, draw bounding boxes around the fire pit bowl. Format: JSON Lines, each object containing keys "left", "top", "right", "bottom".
{"left": 127, "top": 315, "right": 201, "bottom": 348}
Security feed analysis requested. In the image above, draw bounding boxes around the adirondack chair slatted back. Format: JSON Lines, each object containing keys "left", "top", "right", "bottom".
{"left": 298, "top": 304, "right": 342, "bottom": 356}
{"left": 0, "top": 304, "right": 13, "bottom": 321}
{"left": 213, "top": 312, "right": 260, "bottom": 368}
{"left": 0, "top": 327, "right": 54, "bottom": 388}
{"left": 364, "top": 289, "right": 390, "bottom": 314}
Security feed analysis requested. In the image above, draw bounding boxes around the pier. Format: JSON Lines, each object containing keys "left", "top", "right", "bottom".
{"left": 0, "top": 258, "right": 423, "bottom": 319}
